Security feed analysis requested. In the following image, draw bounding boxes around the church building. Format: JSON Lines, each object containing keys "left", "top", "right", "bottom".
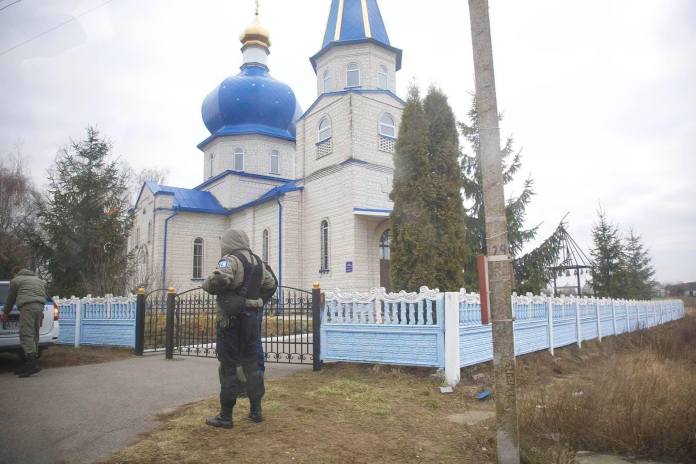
{"left": 130, "top": 0, "right": 403, "bottom": 292}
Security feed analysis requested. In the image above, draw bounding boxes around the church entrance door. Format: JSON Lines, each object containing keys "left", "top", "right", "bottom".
{"left": 379, "top": 229, "right": 392, "bottom": 292}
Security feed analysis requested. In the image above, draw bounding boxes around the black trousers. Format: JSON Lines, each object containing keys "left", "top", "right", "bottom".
{"left": 216, "top": 308, "right": 265, "bottom": 413}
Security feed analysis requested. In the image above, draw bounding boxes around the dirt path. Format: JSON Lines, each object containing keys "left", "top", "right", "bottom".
{"left": 0, "top": 354, "right": 308, "bottom": 464}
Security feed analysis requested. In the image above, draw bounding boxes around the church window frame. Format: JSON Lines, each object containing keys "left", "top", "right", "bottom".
{"left": 323, "top": 69, "right": 332, "bottom": 93}
{"left": 346, "top": 62, "right": 360, "bottom": 88}
{"left": 318, "top": 117, "right": 332, "bottom": 143}
{"left": 320, "top": 219, "right": 330, "bottom": 273}
{"left": 379, "top": 113, "right": 396, "bottom": 138}
{"left": 209, "top": 153, "right": 215, "bottom": 178}
{"left": 192, "top": 237, "right": 204, "bottom": 280}
{"left": 262, "top": 229, "right": 270, "bottom": 263}
{"left": 233, "top": 148, "right": 245, "bottom": 171}
{"left": 379, "top": 229, "right": 392, "bottom": 260}
{"left": 317, "top": 117, "right": 333, "bottom": 158}
{"left": 378, "top": 65, "right": 388, "bottom": 90}
{"left": 270, "top": 150, "right": 280, "bottom": 175}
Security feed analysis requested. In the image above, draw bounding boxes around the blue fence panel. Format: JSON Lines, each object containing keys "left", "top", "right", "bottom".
{"left": 320, "top": 287, "right": 685, "bottom": 373}
{"left": 460, "top": 324, "right": 493, "bottom": 367}
{"left": 321, "top": 288, "right": 445, "bottom": 368}
{"left": 57, "top": 296, "right": 136, "bottom": 348}
{"left": 57, "top": 300, "right": 77, "bottom": 345}
{"left": 514, "top": 320, "right": 549, "bottom": 356}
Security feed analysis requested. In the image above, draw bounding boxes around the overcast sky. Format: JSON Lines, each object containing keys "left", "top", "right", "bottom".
{"left": 0, "top": 0, "right": 694, "bottom": 283}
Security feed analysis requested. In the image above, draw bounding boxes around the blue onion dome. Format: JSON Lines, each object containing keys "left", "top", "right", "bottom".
{"left": 201, "top": 66, "right": 300, "bottom": 142}
{"left": 199, "top": 14, "right": 301, "bottom": 146}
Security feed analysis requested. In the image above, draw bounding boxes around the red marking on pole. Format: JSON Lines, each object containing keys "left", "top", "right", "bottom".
{"left": 477, "top": 254, "right": 491, "bottom": 325}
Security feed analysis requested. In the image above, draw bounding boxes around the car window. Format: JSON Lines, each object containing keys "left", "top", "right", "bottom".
{"left": 0, "top": 283, "right": 8, "bottom": 305}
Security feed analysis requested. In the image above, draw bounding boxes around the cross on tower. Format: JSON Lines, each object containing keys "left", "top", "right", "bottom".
{"left": 255, "top": 0, "right": 259, "bottom": 16}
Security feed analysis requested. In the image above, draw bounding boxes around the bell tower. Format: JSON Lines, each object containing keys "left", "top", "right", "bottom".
{"left": 296, "top": 0, "right": 404, "bottom": 291}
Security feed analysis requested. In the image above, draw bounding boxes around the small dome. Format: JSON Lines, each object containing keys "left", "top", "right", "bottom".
{"left": 240, "top": 17, "right": 271, "bottom": 48}
{"left": 201, "top": 64, "right": 301, "bottom": 143}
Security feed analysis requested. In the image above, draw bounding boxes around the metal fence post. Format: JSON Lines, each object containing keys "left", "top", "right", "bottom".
{"left": 134, "top": 288, "right": 146, "bottom": 356}
{"left": 312, "top": 283, "right": 322, "bottom": 372}
{"left": 165, "top": 287, "right": 176, "bottom": 360}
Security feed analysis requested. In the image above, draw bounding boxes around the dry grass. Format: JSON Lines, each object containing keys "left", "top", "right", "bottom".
{"left": 262, "top": 315, "right": 311, "bottom": 338}
{"left": 519, "top": 313, "right": 696, "bottom": 463}
{"left": 105, "top": 364, "right": 498, "bottom": 464}
{"left": 0, "top": 345, "right": 133, "bottom": 373}
{"left": 105, "top": 306, "right": 696, "bottom": 464}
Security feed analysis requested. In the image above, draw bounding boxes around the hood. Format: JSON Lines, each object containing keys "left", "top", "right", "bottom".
{"left": 16, "top": 269, "right": 35, "bottom": 277}
{"left": 221, "top": 229, "right": 250, "bottom": 256}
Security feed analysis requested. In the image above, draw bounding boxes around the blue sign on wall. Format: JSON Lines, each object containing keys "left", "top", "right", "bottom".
{"left": 346, "top": 261, "right": 353, "bottom": 273}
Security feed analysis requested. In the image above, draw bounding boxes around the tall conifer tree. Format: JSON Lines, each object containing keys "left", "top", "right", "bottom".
{"left": 423, "top": 87, "right": 468, "bottom": 290}
{"left": 623, "top": 230, "right": 656, "bottom": 299}
{"left": 589, "top": 208, "right": 626, "bottom": 298}
{"left": 390, "top": 87, "right": 437, "bottom": 291}
{"left": 36, "top": 127, "right": 133, "bottom": 296}
{"left": 459, "top": 98, "right": 538, "bottom": 289}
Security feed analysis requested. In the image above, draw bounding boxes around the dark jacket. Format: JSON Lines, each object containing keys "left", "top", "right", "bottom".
{"left": 3, "top": 269, "right": 47, "bottom": 314}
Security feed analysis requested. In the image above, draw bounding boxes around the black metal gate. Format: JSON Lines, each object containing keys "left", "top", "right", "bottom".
{"left": 135, "top": 286, "right": 321, "bottom": 369}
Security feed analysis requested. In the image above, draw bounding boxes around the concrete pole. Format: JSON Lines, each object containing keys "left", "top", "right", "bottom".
{"left": 467, "top": 1, "right": 520, "bottom": 462}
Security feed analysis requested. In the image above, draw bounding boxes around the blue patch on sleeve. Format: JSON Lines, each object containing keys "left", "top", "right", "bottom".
{"left": 217, "top": 259, "right": 231, "bottom": 269}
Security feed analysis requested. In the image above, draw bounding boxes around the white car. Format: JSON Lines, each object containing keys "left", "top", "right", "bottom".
{"left": 0, "top": 280, "right": 60, "bottom": 357}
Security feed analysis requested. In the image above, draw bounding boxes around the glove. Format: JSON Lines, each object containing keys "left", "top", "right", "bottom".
{"left": 204, "top": 271, "right": 233, "bottom": 295}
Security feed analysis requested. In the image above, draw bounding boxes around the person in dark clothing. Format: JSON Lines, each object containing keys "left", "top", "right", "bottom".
{"left": 201, "top": 229, "right": 276, "bottom": 429}
{"left": 1, "top": 267, "right": 48, "bottom": 377}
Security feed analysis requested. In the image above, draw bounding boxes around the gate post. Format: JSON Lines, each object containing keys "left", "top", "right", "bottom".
{"left": 312, "top": 283, "right": 322, "bottom": 372}
{"left": 134, "top": 288, "right": 146, "bottom": 356}
{"left": 165, "top": 287, "right": 176, "bottom": 360}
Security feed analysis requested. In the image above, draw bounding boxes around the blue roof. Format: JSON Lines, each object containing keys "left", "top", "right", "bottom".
{"left": 227, "top": 181, "right": 304, "bottom": 214}
{"left": 143, "top": 181, "right": 227, "bottom": 215}
{"left": 311, "top": 0, "right": 402, "bottom": 71}
{"left": 136, "top": 179, "right": 303, "bottom": 217}
{"left": 199, "top": 64, "right": 302, "bottom": 150}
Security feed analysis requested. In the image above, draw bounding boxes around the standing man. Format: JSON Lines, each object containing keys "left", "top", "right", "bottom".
{"left": 1, "top": 266, "right": 48, "bottom": 377}
{"left": 202, "top": 229, "right": 277, "bottom": 429}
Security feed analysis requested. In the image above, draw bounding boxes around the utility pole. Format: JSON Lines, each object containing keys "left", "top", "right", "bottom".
{"left": 467, "top": 1, "right": 520, "bottom": 463}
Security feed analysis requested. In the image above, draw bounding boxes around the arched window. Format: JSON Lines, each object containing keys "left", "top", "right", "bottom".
{"left": 323, "top": 70, "right": 332, "bottom": 93}
{"left": 346, "top": 62, "right": 360, "bottom": 88}
{"left": 270, "top": 150, "right": 280, "bottom": 174}
{"left": 209, "top": 153, "right": 215, "bottom": 178}
{"left": 318, "top": 117, "right": 332, "bottom": 142}
{"left": 233, "top": 148, "right": 244, "bottom": 171}
{"left": 262, "top": 229, "right": 269, "bottom": 263}
{"left": 320, "top": 220, "right": 329, "bottom": 272}
{"left": 378, "top": 65, "right": 388, "bottom": 89}
{"left": 193, "top": 238, "right": 204, "bottom": 279}
{"left": 379, "top": 113, "right": 396, "bottom": 138}
{"left": 379, "top": 229, "right": 391, "bottom": 260}
{"left": 147, "top": 221, "right": 152, "bottom": 243}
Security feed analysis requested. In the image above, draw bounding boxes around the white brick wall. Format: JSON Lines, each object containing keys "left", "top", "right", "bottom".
{"left": 315, "top": 43, "right": 398, "bottom": 95}
{"left": 201, "top": 173, "right": 288, "bottom": 209}
{"left": 201, "top": 135, "right": 296, "bottom": 182}
{"left": 162, "top": 212, "right": 229, "bottom": 292}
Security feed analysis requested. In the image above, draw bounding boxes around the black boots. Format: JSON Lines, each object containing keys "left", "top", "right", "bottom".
{"left": 17, "top": 353, "right": 41, "bottom": 378}
{"left": 206, "top": 410, "right": 233, "bottom": 429}
{"left": 248, "top": 402, "right": 263, "bottom": 423}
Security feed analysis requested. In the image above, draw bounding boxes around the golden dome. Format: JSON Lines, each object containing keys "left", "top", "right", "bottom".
{"left": 240, "top": 16, "right": 271, "bottom": 49}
